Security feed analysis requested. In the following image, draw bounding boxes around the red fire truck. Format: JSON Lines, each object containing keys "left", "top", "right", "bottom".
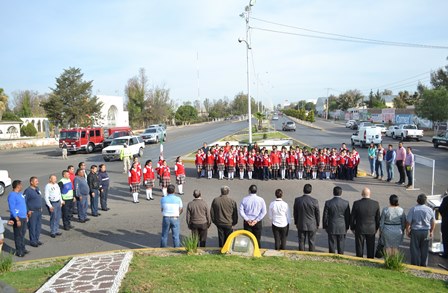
{"left": 59, "top": 127, "right": 105, "bottom": 153}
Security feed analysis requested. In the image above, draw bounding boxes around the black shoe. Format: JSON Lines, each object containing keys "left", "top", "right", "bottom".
{"left": 64, "top": 227, "right": 70, "bottom": 231}
{"left": 85, "top": 218, "right": 90, "bottom": 221}
{"left": 102, "top": 208, "right": 110, "bottom": 211}
{"left": 30, "top": 243, "right": 39, "bottom": 247}
{"left": 150, "top": 197, "right": 154, "bottom": 200}
{"left": 56, "top": 232, "right": 62, "bottom": 236}
{"left": 37, "top": 241, "right": 43, "bottom": 246}
{"left": 79, "top": 220, "right": 86, "bottom": 223}
{"left": 92, "top": 214, "right": 99, "bottom": 217}
{"left": 50, "top": 234, "right": 56, "bottom": 238}
{"left": 24, "top": 250, "right": 30, "bottom": 254}
{"left": 69, "top": 225, "right": 75, "bottom": 228}
{"left": 16, "top": 252, "right": 25, "bottom": 257}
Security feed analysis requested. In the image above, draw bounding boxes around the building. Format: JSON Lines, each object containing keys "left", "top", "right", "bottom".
{"left": 96, "top": 95, "right": 129, "bottom": 127}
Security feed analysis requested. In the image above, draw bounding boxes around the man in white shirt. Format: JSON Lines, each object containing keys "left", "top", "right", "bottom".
{"left": 45, "top": 174, "right": 64, "bottom": 238}
{"left": 268, "top": 189, "right": 290, "bottom": 250}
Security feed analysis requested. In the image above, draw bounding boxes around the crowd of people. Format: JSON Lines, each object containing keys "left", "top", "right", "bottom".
{"left": 161, "top": 183, "right": 438, "bottom": 267}
{"left": 194, "top": 142, "right": 361, "bottom": 181}
{"left": 5, "top": 162, "right": 110, "bottom": 257}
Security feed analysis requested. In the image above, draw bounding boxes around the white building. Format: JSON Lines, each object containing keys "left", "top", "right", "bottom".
{"left": 96, "top": 95, "right": 129, "bottom": 127}
{"left": 20, "top": 117, "right": 48, "bottom": 132}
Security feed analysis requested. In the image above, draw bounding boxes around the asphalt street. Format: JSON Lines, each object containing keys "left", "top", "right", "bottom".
{"left": 0, "top": 118, "right": 447, "bottom": 269}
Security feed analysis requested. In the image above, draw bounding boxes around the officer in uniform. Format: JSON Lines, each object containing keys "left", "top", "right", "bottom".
{"left": 59, "top": 170, "right": 75, "bottom": 230}
{"left": 120, "top": 144, "right": 133, "bottom": 174}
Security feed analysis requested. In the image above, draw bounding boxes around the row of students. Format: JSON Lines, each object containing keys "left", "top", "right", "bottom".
{"left": 195, "top": 143, "right": 360, "bottom": 181}
{"left": 127, "top": 157, "right": 186, "bottom": 203}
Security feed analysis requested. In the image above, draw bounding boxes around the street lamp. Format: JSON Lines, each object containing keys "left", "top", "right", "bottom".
{"left": 239, "top": 0, "right": 255, "bottom": 144}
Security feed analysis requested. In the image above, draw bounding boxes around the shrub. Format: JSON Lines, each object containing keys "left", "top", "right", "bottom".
{"left": 0, "top": 253, "right": 13, "bottom": 273}
{"left": 20, "top": 123, "right": 38, "bottom": 136}
{"left": 383, "top": 251, "right": 405, "bottom": 271}
{"left": 182, "top": 233, "right": 199, "bottom": 254}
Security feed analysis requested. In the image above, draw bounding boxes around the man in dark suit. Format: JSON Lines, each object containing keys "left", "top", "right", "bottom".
{"left": 350, "top": 187, "right": 380, "bottom": 259}
{"left": 323, "top": 186, "right": 351, "bottom": 254}
{"left": 293, "top": 184, "right": 320, "bottom": 251}
{"left": 438, "top": 189, "right": 448, "bottom": 259}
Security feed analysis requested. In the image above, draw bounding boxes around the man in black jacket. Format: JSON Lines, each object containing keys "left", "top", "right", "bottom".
{"left": 323, "top": 186, "right": 350, "bottom": 254}
{"left": 438, "top": 189, "right": 448, "bottom": 259}
{"left": 350, "top": 187, "right": 380, "bottom": 259}
{"left": 293, "top": 184, "right": 320, "bottom": 251}
{"left": 87, "top": 165, "right": 101, "bottom": 217}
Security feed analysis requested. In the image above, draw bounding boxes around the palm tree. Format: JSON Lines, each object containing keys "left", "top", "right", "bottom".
{"left": 0, "top": 88, "right": 9, "bottom": 121}
{"left": 254, "top": 112, "right": 265, "bottom": 130}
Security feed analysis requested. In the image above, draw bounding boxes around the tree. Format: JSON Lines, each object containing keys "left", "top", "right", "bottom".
{"left": 20, "top": 123, "right": 37, "bottom": 137}
{"left": 208, "top": 98, "right": 230, "bottom": 118}
{"left": 298, "top": 108, "right": 306, "bottom": 120}
{"left": 336, "top": 90, "right": 364, "bottom": 111}
{"left": 230, "top": 92, "right": 257, "bottom": 116}
{"left": 296, "top": 100, "right": 307, "bottom": 110}
{"left": 175, "top": 105, "right": 198, "bottom": 124}
{"left": 125, "top": 68, "right": 148, "bottom": 128}
{"left": 193, "top": 100, "right": 201, "bottom": 113}
{"left": 1, "top": 111, "right": 21, "bottom": 121}
{"left": 254, "top": 112, "right": 265, "bottom": 130}
{"left": 42, "top": 67, "right": 103, "bottom": 127}
{"left": 0, "top": 88, "right": 8, "bottom": 121}
{"left": 146, "top": 85, "right": 174, "bottom": 125}
{"left": 304, "top": 102, "right": 315, "bottom": 112}
{"left": 430, "top": 58, "right": 448, "bottom": 89}
{"left": 415, "top": 88, "right": 448, "bottom": 129}
{"left": 203, "top": 98, "right": 211, "bottom": 113}
{"left": 367, "top": 90, "right": 386, "bottom": 109}
{"left": 11, "top": 90, "right": 46, "bottom": 117}
{"left": 306, "top": 110, "right": 315, "bottom": 123}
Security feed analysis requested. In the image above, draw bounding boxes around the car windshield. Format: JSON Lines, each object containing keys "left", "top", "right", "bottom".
{"left": 361, "top": 122, "right": 372, "bottom": 126}
{"left": 376, "top": 124, "right": 384, "bottom": 127}
{"left": 60, "top": 131, "right": 78, "bottom": 139}
{"left": 403, "top": 125, "right": 417, "bottom": 130}
{"left": 144, "top": 129, "right": 157, "bottom": 133}
{"left": 110, "top": 138, "right": 128, "bottom": 146}
{"left": 287, "top": 122, "right": 294, "bottom": 125}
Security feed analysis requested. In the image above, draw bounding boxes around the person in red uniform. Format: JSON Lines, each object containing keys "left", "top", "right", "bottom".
{"left": 345, "top": 151, "right": 356, "bottom": 181}
{"left": 352, "top": 147, "right": 360, "bottom": 178}
{"left": 296, "top": 148, "right": 305, "bottom": 180}
{"left": 247, "top": 149, "right": 255, "bottom": 180}
{"left": 262, "top": 151, "right": 271, "bottom": 181}
{"left": 270, "top": 147, "right": 280, "bottom": 180}
{"left": 323, "top": 148, "right": 331, "bottom": 180}
{"left": 237, "top": 151, "right": 247, "bottom": 180}
{"left": 159, "top": 160, "right": 171, "bottom": 196}
{"left": 156, "top": 156, "right": 164, "bottom": 189}
{"left": 205, "top": 150, "right": 215, "bottom": 179}
{"left": 304, "top": 150, "right": 313, "bottom": 180}
{"left": 226, "top": 151, "right": 236, "bottom": 180}
{"left": 128, "top": 161, "right": 142, "bottom": 203}
{"left": 133, "top": 157, "right": 142, "bottom": 174}
{"left": 288, "top": 149, "right": 297, "bottom": 179}
{"left": 216, "top": 149, "right": 226, "bottom": 180}
{"left": 195, "top": 149, "right": 205, "bottom": 178}
{"left": 311, "top": 149, "right": 318, "bottom": 180}
{"left": 143, "top": 160, "right": 155, "bottom": 200}
{"left": 279, "top": 147, "right": 288, "bottom": 180}
{"left": 174, "top": 156, "right": 186, "bottom": 195}
{"left": 318, "top": 150, "right": 326, "bottom": 180}
{"left": 329, "top": 149, "right": 338, "bottom": 180}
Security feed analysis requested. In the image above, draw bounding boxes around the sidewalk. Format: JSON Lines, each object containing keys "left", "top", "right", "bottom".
{"left": 36, "top": 252, "right": 133, "bottom": 293}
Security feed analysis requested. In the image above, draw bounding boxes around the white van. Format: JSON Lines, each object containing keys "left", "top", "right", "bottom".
{"left": 351, "top": 126, "right": 382, "bottom": 148}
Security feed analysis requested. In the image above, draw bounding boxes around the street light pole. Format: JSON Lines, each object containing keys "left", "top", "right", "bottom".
{"left": 239, "top": 0, "right": 255, "bottom": 145}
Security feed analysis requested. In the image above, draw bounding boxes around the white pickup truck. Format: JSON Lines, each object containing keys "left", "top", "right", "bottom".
{"left": 0, "top": 170, "right": 12, "bottom": 196}
{"left": 393, "top": 124, "right": 424, "bottom": 141}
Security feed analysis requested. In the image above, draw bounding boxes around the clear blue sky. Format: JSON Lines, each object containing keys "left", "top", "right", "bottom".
{"left": 1, "top": 0, "right": 447, "bottom": 108}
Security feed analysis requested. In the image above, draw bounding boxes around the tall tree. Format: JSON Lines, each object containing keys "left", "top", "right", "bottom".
{"left": 0, "top": 88, "right": 9, "bottom": 121}
{"left": 12, "top": 90, "right": 46, "bottom": 117}
{"left": 146, "top": 85, "right": 174, "bottom": 125}
{"left": 430, "top": 58, "right": 448, "bottom": 89}
{"left": 336, "top": 89, "right": 364, "bottom": 111}
{"left": 230, "top": 92, "right": 257, "bottom": 116}
{"left": 125, "top": 68, "right": 148, "bottom": 128}
{"left": 42, "top": 67, "right": 102, "bottom": 127}
{"left": 415, "top": 88, "right": 448, "bottom": 128}
{"left": 367, "top": 90, "right": 386, "bottom": 109}
{"left": 203, "top": 98, "right": 211, "bottom": 113}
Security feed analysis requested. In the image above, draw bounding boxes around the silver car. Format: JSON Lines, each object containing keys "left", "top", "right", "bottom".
{"left": 282, "top": 121, "right": 296, "bottom": 131}
{"left": 140, "top": 127, "right": 163, "bottom": 144}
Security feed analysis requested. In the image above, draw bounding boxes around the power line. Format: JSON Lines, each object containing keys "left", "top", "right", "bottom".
{"left": 250, "top": 21, "right": 448, "bottom": 49}
{"left": 369, "top": 71, "right": 431, "bottom": 89}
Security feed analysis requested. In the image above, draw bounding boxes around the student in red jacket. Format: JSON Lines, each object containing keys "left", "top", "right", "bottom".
{"left": 287, "top": 149, "right": 297, "bottom": 179}
{"left": 247, "top": 149, "right": 255, "bottom": 180}
{"left": 216, "top": 149, "right": 226, "bottom": 180}
{"left": 195, "top": 149, "right": 205, "bottom": 178}
{"left": 226, "top": 151, "right": 236, "bottom": 180}
{"left": 237, "top": 151, "right": 247, "bottom": 180}
{"left": 159, "top": 160, "right": 171, "bottom": 196}
{"left": 129, "top": 161, "right": 142, "bottom": 203}
{"left": 143, "top": 160, "right": 155, "bottom": 200}
{"left": 174, "top": 156, "right": 186, "bottom": 195}
{"left": 205, "top": 150, "right": 215, "bottom": 179}
{"left": 270, "top": 147, "right": 280, "bottom": 180}
{"left": 311, "top": 149, "right": 318, "bottom": 180}
{"left": 296, "top": 148, "right": 305, "bottom": 180}
{"left": 279, "top": 147, "right": 288, "bottom": 180}
{"left": 262, "top": 151, "right": 271, "bottom": 181}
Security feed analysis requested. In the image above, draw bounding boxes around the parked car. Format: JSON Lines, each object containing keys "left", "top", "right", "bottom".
{"left": 272, "top": 114, "right": 279, "bottom": 120}
{"left": 140, "top": 127, "right": 164, "bottom": 144}
{"left": 102, "top": 130, "right": 133, "bottom": 148}
{"left": 385, "top": 126, "right": 399, "bottom": 137}
{"left": 282, "top": 121, "right": 296, "bottom": 131}
{"left": 102, "top": 136, "right": 145, "bottom": 162}
{"left": 393, "top": 124, "right": 423, "bottom": 141}
{"left": 351, "top": 126, "right": 382, "bottom": 148}
{"left": 432, "top": 130, "right": 448, "bottom": 148}
{"left": 0, "top": 170, "right": 12, "bottom": 196}
{"left": 345, "top": 120, "right": 356, "bottom": 128}
{"left": 374, "top": 123, "right": 387, "bottom": 134}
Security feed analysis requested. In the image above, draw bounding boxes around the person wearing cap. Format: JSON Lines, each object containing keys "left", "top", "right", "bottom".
{"left": 120, "top": 143, "right": 133, "bottom": 174}
{"left": 405, "top": 194, "right": 435, "bottom": 267}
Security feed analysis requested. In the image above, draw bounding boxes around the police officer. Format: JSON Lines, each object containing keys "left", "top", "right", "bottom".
{"left": 87, "top": 165, "right": 101, "bottom": 217}
{"left": 120, "top": 144, "right": 133, "bottom": 174}
{"left": 59, "top": 170, "right": 75, "bottom": 230}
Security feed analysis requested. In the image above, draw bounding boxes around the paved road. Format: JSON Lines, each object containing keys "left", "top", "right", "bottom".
{"left": 0, "top": 118, "right": 447, "bottom": 269}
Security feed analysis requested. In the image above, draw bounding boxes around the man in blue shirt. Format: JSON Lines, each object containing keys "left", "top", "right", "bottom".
{"left": 160, "top": 184, "right": 183, "bottom": 247}
{"left": 8, "top": 180, "right": 29, "bottom": 257}
{"left": 24, "top": 176, "right": 43, "bottom": 247}
{"left": 239, "top": 185, "right": 267, "bottom": 248}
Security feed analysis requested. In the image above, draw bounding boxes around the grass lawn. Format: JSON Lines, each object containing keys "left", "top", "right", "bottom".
{"left": 0, "top": 259, "right": 66, "bottom": 293}
{"left": 120, "top": 254, "right": 447, "bottom": 293}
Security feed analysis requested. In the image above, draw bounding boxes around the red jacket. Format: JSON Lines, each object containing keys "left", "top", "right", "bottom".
{"left": 217, "top": 154, "right": 225, "bottom": 164}
{"left": 206, "top": 154, "right": 215, "bottom": 165}
{"left": 195, "top": 153, "right": 204, "bottom": 165}
{"left": 238, "top": 155, "right": 247, "bottom": 165}
{"left": 128, "top": 168, "right": 141, "bottom": 184}
{"left": 270, "top": 151, "right": 280, "bottom": 164}
{"left": 143, "top": 166, "right": 155, "bottom": 180}
{"left": 160, "top": 165, "right": 171, "bottom": 178}
{"left": 175, "top": 162, "right": 185, "bottom": 177}
{"left": 226, "top": 154, "right": 236, "bottom": 166}
{"left": 247, "top": 155, "right": 255, "bottom": 165}
{"left": 262, "top": 156, "right": 271, "bottom": 167}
